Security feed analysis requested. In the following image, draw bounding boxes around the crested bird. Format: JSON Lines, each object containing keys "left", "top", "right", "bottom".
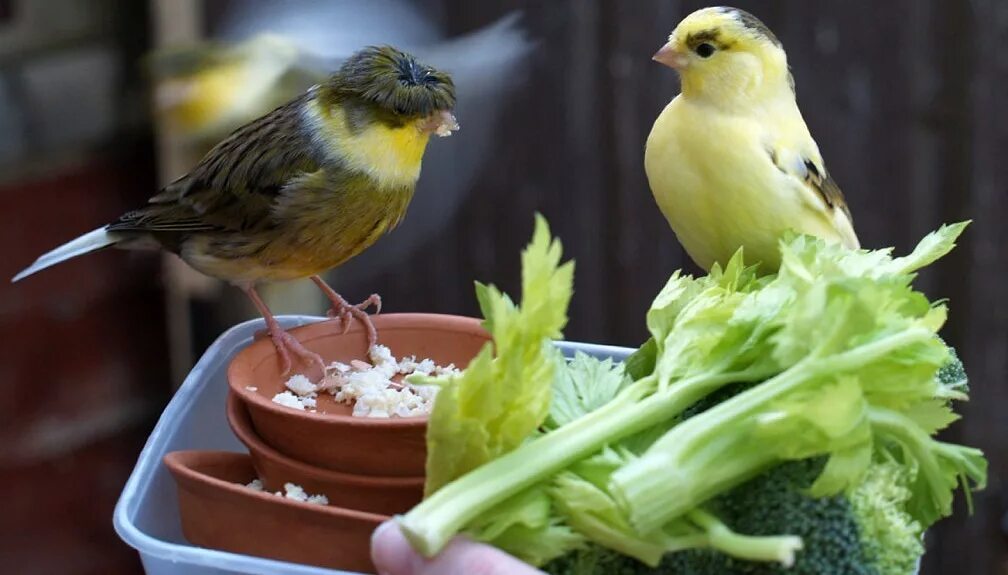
{"left": 14, "top": 45, "right": 459, "bottom": 375}
{"left": 147, "top": 5, "right": 532, "bottom": 284}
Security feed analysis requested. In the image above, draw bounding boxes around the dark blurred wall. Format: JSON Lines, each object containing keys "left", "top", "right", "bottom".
{"left": 1, "top": 1, "right": 1005, "bottom": 574}
{"left": 0, "top": 1, "right": 165, "bottom": 574}
{"left": 340, "top": 1, "right": 1007, "bottom": 574}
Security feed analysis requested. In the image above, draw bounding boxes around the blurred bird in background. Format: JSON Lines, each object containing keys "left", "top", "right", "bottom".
{"left": 645, "top": 6, "right": 859, "bottom": 273}
{"left": 14, "top": 45, "right": 460, "bottom": 376}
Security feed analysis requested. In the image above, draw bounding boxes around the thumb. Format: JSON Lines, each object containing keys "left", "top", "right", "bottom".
{"left": 370, "top": 520, "right": 544, "bottom": 575}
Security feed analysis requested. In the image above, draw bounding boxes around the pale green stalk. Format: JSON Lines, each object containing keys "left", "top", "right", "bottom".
{"left": 398, "top": 366, "right": 773, "bottom": 556}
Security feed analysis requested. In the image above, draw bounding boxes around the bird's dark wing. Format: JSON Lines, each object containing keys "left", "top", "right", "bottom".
{"left": 767, "top": 146, "right": 854, "bottom": 225}
{"left": 109, "top": 91, "right": 323, "bottom": 235}
{"left": 800, "top": 159, "right": 854, "bottom": 225}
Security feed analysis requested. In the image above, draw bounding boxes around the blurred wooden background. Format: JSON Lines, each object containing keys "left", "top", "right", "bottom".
{"left": 0, "top": 0, "right": 1005, "bottom": 574}
{"left": 365, "top": 2, "right": 1008, "bottom": 573}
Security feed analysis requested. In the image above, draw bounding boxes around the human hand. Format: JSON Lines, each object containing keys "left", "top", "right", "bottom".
{"left": 370, "top": 520, "right": 543, "bottom": 575}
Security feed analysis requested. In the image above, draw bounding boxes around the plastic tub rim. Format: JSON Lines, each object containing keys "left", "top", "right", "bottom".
{"left": 114, "top": 316, "right": 348, "bottom": 575}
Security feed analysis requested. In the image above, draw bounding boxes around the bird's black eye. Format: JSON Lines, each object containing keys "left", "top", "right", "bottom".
{"left": 695, "top": 43, "right": 716, "bottom": 58}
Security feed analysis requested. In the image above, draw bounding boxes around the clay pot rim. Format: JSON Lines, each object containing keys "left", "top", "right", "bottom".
{"left": 163, "top": 450, "right": 389, "bottom": 522}
{"left": 227, "top": 313, "right": 488, "bottom": 429}
{"left": 226, "top": 391, "right": 426, "bottom": 488}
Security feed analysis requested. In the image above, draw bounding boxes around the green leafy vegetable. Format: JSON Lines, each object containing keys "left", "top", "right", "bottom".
{"left": 417, "top": 214, "right": 574, "bottom": 496}
{"left": 547, "top": 353, "right": 629, "bottom": 429}
{"left": 399, "top": 220, "right": 985, "bottom": 573}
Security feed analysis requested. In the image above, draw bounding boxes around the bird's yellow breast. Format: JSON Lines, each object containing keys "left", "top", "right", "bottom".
{"left": 307, "top": 99, "right": 431, "bottom": 189}
{"left": 645, "top": 97, "right": 845, "bottom": 271}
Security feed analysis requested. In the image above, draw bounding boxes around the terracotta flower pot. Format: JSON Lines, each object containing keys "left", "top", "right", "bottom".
{"left": 226, "top": 391, "right": 424, "bottom": 515}
{"left": 227, "top": 313, "right": 490, "bottom": 476}
{"left": 163, "top": 450, "right": 385, "bottom": 573}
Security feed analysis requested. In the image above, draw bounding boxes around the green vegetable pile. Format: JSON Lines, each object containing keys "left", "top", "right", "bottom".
{"left": 399, "top": 216, "right": 986, "bottom": 574}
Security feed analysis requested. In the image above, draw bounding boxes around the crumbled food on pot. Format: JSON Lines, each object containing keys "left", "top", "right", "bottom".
{"left": 282, "top": 482, "right": 328, "bottom": 505}
{"left": 272, "top": 390, "right": 308, "bottom": 410}
{"left": 269, "top": 345, "right": 461, "bottom": 418}
{"left": 285, "top": 374, "right": 316, "bottom": 396}
{"left": 245, "top": 386, "right": 258, "bottom": 392}
{"left": 327, "top": 361, "right": 351, "bottom": 373}
{"left": 327, "top": 345, "right": 460, "bottom": 418}
{"left": 434, "top": 363, "right": 458, "bottom": 376}
{"left": 368, "top": 344, "right": 398, "bottom": 376}
{"left": 399, "top": 356, "right": 437, "bottom": 376}
{"left": 240, "top": 478, "right": 328, "bottom": 505}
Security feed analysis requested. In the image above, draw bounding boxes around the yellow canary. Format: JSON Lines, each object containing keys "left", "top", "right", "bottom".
{"left": 646, "top": 6, "right": 859, "bottom": 272}
{"left": 13, "top": 45, "right": 459, "bottom": 374}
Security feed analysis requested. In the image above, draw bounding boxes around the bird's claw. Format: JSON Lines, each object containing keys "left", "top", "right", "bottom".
{"left": 325, "top": 293, "right": 381, "bottom": 348}
{"left": 268, "top": 328, "right": 325, "bottom": 376}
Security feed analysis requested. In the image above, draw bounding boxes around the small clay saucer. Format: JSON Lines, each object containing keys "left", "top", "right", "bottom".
{"left": 163, "top": 450, "right": 385, "bottom": 573}
{"left": 227, "top": 313, "right": 490, "bottom": 476}
{"left": 227, "top": 391, "right": 424, "bottom": 515}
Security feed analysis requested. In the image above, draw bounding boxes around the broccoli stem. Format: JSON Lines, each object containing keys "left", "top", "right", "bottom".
{"left": 611, "top": 328, "right": 935, "bottom": 533}
{"left": 687, "top": 509, "right": 803, "bottom": 567}
{"left": 398, "top": 366, "right": 773, "bottom": 557}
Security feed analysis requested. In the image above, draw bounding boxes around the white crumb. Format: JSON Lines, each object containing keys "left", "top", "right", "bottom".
{"left": 283, "top": 482, "right": 329, "bottom": 505}
{"left": 327, "top": 361, "right": 350, "bottom": 373}
{"left": 282, "top": 482, "right": 308, "bottom": 502}
{"left": 240, "top": 478, "right": 328, "bottom": 505}
{"left": 271, "top": 391, "right": 306, "bottom": 410}
{"left": 435, "top": 113, "right": 460, "bottom": 137}
{"left": 307, "top": 494, "right": 329, "bottom": 505}
{"left": 245, "top": 386, "right": 258, "bottom": 392}
{"left": 285, "top": 374, "right": 317, "bottom": 396}
{"left": 413, "top": 358, "right": 438, "bottom": 376}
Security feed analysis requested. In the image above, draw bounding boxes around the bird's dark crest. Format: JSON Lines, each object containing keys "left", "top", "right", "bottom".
{"left": 716, "top": 6, "right": 782, "bottom": 47}
{"left": 334, "top": 46, "right": 456, "bottom": 118}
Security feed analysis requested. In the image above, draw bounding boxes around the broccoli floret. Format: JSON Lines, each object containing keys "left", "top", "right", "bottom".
{"left": 848, "top": 460, "right": 924, "bottom": 575}
{"left": 542, "top": 544, "right": 652, "bottom": 575}
{"left": 663, "top": 458, "right": 922, "bottom": 575}
{"left": 936, "top": 344, "right": 968, "bottom": 395}
{"left": 543, "top": 458, "right": 923, "bottom": 575}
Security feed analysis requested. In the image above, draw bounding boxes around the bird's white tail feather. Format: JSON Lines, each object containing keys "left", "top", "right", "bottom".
{"left": 12, "top": 227, "right": 118, "bottom": 282}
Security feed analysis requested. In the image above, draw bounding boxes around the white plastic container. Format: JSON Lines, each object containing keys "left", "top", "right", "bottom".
{"left": 113, "top": 315, "right": 633, "bottom": 575}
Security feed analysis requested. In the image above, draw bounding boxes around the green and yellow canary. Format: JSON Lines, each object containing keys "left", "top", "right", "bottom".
{"left": 14, "top": 45, "right": 458, "bottom": 374}
{"left": 646, "top": 7, "right": 859, "bottom": 272}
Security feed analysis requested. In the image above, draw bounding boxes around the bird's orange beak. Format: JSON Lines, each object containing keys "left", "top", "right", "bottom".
{"left": 653, "top": 42, "right": 687, "bottom": 70}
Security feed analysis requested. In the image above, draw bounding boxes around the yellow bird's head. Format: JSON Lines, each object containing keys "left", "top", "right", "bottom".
{"left": 654, "top": 7, "right": 791, "bottom": 107}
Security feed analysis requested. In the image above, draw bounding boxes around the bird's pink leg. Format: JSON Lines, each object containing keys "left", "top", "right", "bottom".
{"left": 242, "top": 285, "right": 325, "bottom": 375}
{"left": 310, "top": 275, "right": 381, "bottom": 349}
